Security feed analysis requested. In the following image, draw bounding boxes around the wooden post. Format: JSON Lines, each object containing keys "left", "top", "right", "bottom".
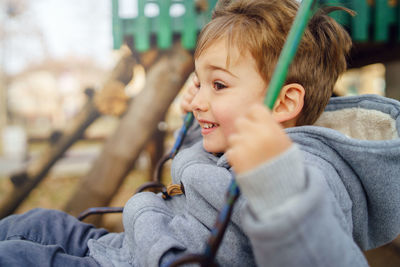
{"left": 64, "top": 42, "right": 193, "bottom": 223}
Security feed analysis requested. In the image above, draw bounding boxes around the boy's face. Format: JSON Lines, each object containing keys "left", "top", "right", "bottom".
{"left": 193, "top": 38, "right": 267, "bottom": 153}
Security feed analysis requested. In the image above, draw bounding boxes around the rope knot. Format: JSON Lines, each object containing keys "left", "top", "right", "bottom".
{"left": 162, "top": 182, "right": 185, "bottom": 200}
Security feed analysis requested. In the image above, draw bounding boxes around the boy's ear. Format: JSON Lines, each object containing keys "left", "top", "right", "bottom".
{"left": 272, "top": 83, "right": 305, "bottom": 126}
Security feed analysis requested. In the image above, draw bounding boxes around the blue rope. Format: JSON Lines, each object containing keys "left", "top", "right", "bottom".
{"left": 168, "top": 112, "right": 194, "bottom": 158}
{"left": 204, "top": 180, "right": 240, "bottom": 259}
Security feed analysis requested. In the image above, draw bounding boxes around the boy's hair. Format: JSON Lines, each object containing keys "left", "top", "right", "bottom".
{"left": 194, "top": 0, "right": 353, "bottom": 126}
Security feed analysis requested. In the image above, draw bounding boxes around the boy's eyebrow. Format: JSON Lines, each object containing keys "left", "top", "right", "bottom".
{"left": 195, "top": 64, "right": 238, "bottom": 79}
{"left": 209, "top": 65, "right": 238, "bottom": 78}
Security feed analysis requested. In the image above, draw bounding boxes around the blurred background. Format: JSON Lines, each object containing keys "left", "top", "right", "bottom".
{"left": 0, "top": 0, "right": 114, "bottom": 175}
{"left": 0, "top": 0, "right": 400, "bottom": 266}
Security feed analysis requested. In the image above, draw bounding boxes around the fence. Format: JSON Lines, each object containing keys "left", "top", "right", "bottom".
{"left": 112, "top": 0, "right": 400, "bottom": 52}
{"left": 112, "top": 0, "right": 217, "bottom": 51}
{"left": 322, "top": 0, "right": 399, "bottom": 42}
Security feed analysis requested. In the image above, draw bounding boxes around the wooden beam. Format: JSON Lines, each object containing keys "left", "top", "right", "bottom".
{"left": 63, "top": 42, "right": 194, "bottom": 223}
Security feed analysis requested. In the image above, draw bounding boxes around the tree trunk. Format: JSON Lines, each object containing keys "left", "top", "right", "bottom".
{"left": 64, "top": 43, "right": 193, "bottom": 223}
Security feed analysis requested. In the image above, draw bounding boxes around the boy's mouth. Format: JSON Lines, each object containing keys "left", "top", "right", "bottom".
{"left": 198, "top": 120, "right": 219, "bottom": 134}
{"left": 202, "top": 122, "right": 218, "bottom": 129}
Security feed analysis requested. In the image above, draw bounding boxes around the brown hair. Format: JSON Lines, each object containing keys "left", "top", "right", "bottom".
{"left": 194, "top": 0, "right": 353, "bottom": 125}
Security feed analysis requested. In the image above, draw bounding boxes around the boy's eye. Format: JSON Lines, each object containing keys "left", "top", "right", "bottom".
{"left": 213, "top": 81, "right": 227, "bottom": 90}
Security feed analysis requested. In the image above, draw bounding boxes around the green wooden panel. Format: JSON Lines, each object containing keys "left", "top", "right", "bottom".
{"left": 322, "top": 0, "right": 351, "bottom": 26}
{"left": 135, "top": 0, "right": 150, "bottom": 52}
{"left": 114, "top": 0, "right": 217, "bottom": 52}
{"left": 158, "top": 0, "right": 172, "bottom": 49}
{"left": 207, "top": 0, "right": 218, "bottom": 19}
{"left": 374, "top": 0, "right": 397, "bottom": 41}
{"left": 350, "top": 0, "right": 371, "bottom": 42}
{"left": 182, "top": 0, "right": 197, "bottom": 50}
{"left": 387, "top": 0, "right": 398, "bottom": 23}
{"left": 112, "top": 0, "right": 123, "bottom": 49}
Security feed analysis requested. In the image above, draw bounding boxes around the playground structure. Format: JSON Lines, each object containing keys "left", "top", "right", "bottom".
{"left": 111, "top": 0, "right": 400, "bottom": 50}
{"left": 320, "top": 0, "right": 400, "bottom": 43}
{"left": 112, "top": 1, "right": 400, "bottom": 72}
{"left": 112, "top": 0, "right": 218, "bottom": 52}
{"left": 1, "top": 0, "right": 400, "bottom": 222}
{"left": 0, "top": 0, "right": 400, "bottom": 265}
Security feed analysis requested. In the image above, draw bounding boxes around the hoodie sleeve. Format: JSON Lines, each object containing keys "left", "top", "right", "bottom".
{"left": 236, "top": 145, "right": 369, "bottom": 267}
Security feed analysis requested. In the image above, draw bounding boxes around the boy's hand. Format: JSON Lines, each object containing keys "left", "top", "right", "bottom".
{"left": 226, "top": 103, "right": 292, "bottom": 174}
{"left": 180, "top": 75, "right": 199, "bottom": 114}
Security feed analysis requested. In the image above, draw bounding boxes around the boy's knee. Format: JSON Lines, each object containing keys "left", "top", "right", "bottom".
{"left": 0, "top": 208, "right": 72, "bottom": 242}
{"left": 0, "top": 239, "right": 65, "bottom": 266}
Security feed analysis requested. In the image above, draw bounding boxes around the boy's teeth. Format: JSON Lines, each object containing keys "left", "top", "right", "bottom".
{"left": 204, "top": 123, "right": 214, "bottom": 129}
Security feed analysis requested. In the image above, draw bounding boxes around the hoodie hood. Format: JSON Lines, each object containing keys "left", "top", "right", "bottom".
{"left": 287, "top": 94, "right": 400, "bottom": 249}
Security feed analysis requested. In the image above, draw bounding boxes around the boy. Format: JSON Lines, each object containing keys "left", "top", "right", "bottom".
{"left": 1, "top": 1, "right": 400, "bottom": 267}
{"left": 180, "top": 0, "right": 400, "bottom": 266}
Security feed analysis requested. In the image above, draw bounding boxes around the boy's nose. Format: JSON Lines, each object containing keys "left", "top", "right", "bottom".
{"left": 191, "top": 88, "right": 209, "bottom": 112}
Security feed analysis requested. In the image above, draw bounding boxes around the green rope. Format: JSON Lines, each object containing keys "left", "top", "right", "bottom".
{"left": 264, "top": 0, "right": 317, "bottom": 109}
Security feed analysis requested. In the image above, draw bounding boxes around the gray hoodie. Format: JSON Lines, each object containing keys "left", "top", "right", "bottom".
{"left": 89, "top": 94, "right": 400, "bottom": 267}
{"left": 88, "top": 129, "right": 255, "bottom": 266}
{"left": 237, "top": 94, "right": 400, "bottom": 266}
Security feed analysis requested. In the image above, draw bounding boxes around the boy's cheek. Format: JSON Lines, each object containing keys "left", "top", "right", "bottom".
{"left": 221, "top": 123, "right": 237, "bottom": 141}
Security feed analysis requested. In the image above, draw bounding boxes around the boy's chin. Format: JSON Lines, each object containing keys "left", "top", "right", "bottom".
{"left": 202, "top": 141, "right": 226, "bottom": 154}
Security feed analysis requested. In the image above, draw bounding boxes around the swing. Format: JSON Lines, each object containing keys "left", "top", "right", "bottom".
{"left": 78, "top": 0, "right": 317, "bottom": 265}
